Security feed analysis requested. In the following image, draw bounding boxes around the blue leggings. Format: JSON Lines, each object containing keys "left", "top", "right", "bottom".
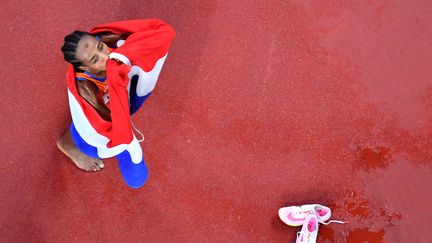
{"left": 70, "top": 75, "right": 151, "bottom": 188}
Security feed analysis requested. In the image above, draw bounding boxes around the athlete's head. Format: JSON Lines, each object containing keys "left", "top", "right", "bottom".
{"left": 61, "top": 31, "right": 110, "bottom": 73}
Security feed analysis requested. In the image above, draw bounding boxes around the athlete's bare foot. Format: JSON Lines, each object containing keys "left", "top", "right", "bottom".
{"left": 57, "top": 129, "right": 104, "bottom": 171}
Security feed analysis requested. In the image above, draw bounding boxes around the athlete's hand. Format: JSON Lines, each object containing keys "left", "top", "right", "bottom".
{"left": 99, "top": 32, "right": 123, "bottom": 46}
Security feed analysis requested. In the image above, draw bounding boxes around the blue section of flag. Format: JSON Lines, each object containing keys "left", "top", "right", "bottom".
{"left": 70, "top": 122, "right": 99, "bottom": 158}
{"left": 129, "top": 74, "right": 152, "bottom": 115}
{"left": 116, "top": 150, "right": 149, "bottom": 188}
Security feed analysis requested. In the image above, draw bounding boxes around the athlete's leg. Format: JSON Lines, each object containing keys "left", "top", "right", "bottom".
{"left": 57, "top": 124, "right": 104, "bottom": 171}
{"left": 70, "top": 120, "right": 148, "bottom": 187}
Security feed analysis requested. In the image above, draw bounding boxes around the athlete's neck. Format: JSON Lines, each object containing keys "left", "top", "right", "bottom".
{"left": 88, "top": 70, "right": 106, "bottom": 78}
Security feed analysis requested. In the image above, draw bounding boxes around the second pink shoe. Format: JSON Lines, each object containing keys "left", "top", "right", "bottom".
{"left": 296, "top": 214, "right": 319, "bottom": 243}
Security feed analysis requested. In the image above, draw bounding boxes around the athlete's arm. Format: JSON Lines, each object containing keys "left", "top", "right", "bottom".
{"left": 77, "top": 80, "right": 111, "bottom": 122}
{"left": 98, "top": 32, "right": 124, "bottom": 47}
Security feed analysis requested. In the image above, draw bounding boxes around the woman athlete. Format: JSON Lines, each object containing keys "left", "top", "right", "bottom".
{"left": 58, "top": 31, "right": 121, "bottom": 172}
{"left": 56, "top": 20, "right": 175, "bottom": 188}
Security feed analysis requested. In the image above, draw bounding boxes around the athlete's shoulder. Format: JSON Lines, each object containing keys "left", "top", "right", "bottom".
{"left": 76, "top": 79, "right": 98, "bottom": 100}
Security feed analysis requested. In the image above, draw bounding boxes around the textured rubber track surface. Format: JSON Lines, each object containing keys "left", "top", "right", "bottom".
{"left": 1, "top": 0, "right": 431, "bottom": 242}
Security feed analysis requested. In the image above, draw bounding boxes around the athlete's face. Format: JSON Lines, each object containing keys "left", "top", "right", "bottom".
{"left": 75, "top": 35, "right": 110, "bottom": 73}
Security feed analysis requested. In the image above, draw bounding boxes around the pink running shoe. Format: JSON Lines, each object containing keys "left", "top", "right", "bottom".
{"left": 278, "top": 204, "right": 331, "bottom": 226}
{"left": 296, "top": 214, "right": 319, "bottom": 243}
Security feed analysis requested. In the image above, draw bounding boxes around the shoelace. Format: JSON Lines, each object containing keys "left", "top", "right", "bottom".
{"left": 321, "top": 220, "right": 347, "bottom": 225}
{"left": 131, "top": 119, "right": 145, "bottom": 142}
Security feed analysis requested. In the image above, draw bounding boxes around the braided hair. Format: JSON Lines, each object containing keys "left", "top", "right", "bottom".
{"left": 61, "top": 31, "right": 91, "bottom": 72}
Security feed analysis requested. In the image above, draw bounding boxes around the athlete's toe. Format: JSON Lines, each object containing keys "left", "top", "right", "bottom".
{"left": 92, "top": 163, "right": 101, "bottom": 171}
{"left": 96, "top": 159, "right": 104, "bottom": 169}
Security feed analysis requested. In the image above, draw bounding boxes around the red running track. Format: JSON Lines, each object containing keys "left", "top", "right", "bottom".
{"left": 1, "top": 0, "right": 431, "bottom": 242}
